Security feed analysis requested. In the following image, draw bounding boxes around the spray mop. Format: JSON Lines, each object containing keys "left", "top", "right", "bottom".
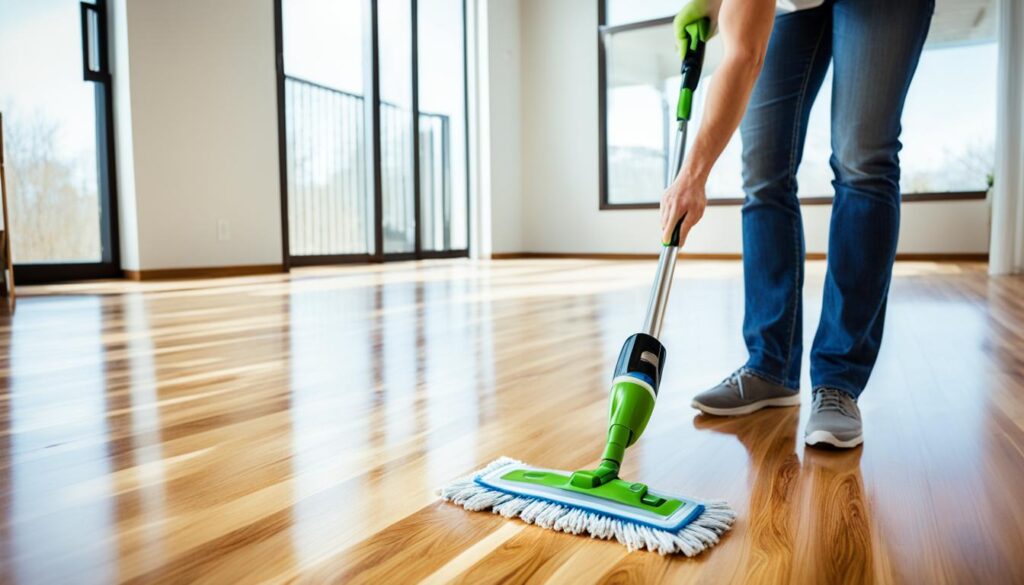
{"left": 441, "top": 20, "right": 735, "bottom": 556}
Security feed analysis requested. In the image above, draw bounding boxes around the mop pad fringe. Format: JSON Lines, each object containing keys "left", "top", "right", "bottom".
{"left": 439, "top": 457, "right": 736, "bottom": 556}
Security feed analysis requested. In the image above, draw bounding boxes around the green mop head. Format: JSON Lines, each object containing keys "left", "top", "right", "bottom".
{"left": 440, "top": 457, "right": 736, "bottom": 556}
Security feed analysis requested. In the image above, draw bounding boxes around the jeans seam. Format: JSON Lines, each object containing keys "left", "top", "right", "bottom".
{"left": 781, "top": 24, "right": 827, "bottom": 388}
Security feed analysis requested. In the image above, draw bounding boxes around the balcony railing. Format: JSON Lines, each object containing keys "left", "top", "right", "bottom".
{"left": 284, "top": 75, "right": 452, "bottom": 257}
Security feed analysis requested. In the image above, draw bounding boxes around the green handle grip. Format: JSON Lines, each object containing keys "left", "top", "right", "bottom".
{"left": 676, "top": 18, "right": 709, "bottom": 121}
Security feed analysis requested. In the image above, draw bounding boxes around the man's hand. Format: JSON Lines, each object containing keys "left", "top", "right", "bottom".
{"left": 673, "top": 0, "right": 717, "bottom": 60}
{"left": 660, "top": 172, "right": 707, "bottom": 246}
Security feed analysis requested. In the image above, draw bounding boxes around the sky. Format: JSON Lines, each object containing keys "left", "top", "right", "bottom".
{"left": 0, "top": 0, "right": 100, "bottom": 171}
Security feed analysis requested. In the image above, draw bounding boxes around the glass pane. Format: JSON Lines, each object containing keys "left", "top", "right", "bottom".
{"left": 379, "top": 0, "right": 415, "bottom": 254}
{"left": 606, "top": 0, "right": 676, "bottom": 26}
{"left": 283, "top": 0, "right": 371, "bottom": 256}
{"left": 604, "top": 22, "right": 689, "bottom": 204}
{"left": 605, "top": 24, "right": 751, "bottom": 202}
{"left": 417, "top": 0, "right": 468, "bottom": 252}
{"left": 604, "top": 22, "right": 998, "bottom": 204}
{"left": 0, "top": 0, "right": 103, "bottom": 263}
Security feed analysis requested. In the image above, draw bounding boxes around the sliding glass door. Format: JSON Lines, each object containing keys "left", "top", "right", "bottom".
{"left": 0, "top": 0, "right": 119, "bottom": 283}
{"left": 378, "top": 0, "right": 416, "bottom": 255}
{"left": 417, "top": 0, "right": 468, "bottom": 253}
{"left": 281, "top": 0, "right": 372, "bottom": 259}
{"left": 278, "top": 0, "right": 469, "bottom": 265}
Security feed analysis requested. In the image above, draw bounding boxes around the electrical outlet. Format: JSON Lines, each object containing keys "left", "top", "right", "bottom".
{"left": 217, "top": 219, "right": 231, "bottom": 241}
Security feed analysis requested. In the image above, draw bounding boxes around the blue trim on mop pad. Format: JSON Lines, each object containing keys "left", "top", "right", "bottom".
{"left": 474, "top": 474, "right": 706, "bottom": 533}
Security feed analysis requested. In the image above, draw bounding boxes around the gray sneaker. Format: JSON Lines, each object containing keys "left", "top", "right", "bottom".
{"left": 691, "top": 368, "right": 800, "bottom": 416}
{"left": 805, "top": 388, "right": 863, "bottom": 448}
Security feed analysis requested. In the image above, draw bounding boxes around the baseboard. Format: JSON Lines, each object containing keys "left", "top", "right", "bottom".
{"left": 891, "top": 253, "right": 989, "bottom": 261}
{"left": 123, "top": 264, "right": 286, "bottom": 281}
{"left": 490, "top": 252, "right": 988, "bottom": 262}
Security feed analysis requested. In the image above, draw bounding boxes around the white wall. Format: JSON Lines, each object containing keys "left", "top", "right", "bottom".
{"left": 112, "top": 0, "right": 282, "bottom": 271}
{"left": 990, "top": 0, "right": 1024, "bottom": 274}
{"left": 513, "top": 0, "right": 990, "bottom": 256}
{"left": 474, "top": 0, "right": 524, "bottom": 256}
{"left": 109, "top": 0, "right": 140, "bottom": 270}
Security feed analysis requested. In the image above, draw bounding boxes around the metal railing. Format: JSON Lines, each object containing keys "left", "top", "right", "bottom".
{"left": 284, "top": 75, "right": 452, "bottom": 257}
{"left": 418, "top": 113, "right": 451, "bottom": 251}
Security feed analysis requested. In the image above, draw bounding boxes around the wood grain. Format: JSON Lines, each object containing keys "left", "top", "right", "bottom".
{"left": 2, "top": 259, "right": 1023, "bottom": 584}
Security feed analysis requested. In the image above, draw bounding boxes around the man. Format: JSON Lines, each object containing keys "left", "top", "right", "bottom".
{"left": 662, "top": 0, "right": 934, "bottom": 448}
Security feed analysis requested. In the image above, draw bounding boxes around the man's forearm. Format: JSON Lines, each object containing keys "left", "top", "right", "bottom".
{"left": 659, "top": 0, "right": 774, "bottom": 245}
{"left": 676, "top": 0, "right": 774, "bottom": 186}
{"left": 679, "top": 52, "right": 765, "bottom": 185}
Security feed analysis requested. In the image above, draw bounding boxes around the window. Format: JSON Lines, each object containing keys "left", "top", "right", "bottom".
{"left": 0, "top": 0, "right": 120, "bottom": 282}
{"left": 282, "top": 0, "right": 371, "bottom": 257}
{"left": 278, "top": 0, "right": 470, "bottom": 263}
{"left": 417, "top": 0, "right": 469, "bottom": 252}
{"left": 599, "top": 1, "right": 997, "bottom": 207}
{"left": 605, "top": 0, "right": 679, "bottom": 27}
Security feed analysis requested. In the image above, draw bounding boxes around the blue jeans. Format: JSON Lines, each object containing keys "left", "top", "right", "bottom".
{"left": 740, "top": 0, "right": 933, "bottom": 398}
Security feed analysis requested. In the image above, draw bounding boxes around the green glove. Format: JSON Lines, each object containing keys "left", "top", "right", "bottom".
{"left": 673, "top": 1, "right": 715, "bottom": 60}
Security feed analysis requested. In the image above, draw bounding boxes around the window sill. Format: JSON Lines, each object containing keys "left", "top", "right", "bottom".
{"left": 599, "top": 190, "right": 988, "bottom": 210}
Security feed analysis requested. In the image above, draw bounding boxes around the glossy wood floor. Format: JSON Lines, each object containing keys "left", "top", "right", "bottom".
{"left": 3, "top": 259, "right": 1024, "bottom": 584}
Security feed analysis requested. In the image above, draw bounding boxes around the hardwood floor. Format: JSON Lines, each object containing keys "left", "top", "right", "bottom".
{"left": 2, "top": 259, "right": 1023, "bottom": 584}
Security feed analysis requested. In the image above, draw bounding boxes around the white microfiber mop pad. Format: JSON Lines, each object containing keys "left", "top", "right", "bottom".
{"left": 440, "top": 457, "right": 736, "bottom": 556}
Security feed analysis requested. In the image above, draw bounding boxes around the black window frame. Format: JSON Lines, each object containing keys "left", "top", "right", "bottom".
{"left": 597, "top": 0, "right": 989, "bottom": 211}
{"left": 274, "top": 0, "right": 472, "bottom": 268}
{"left": 12, "top": 0, "right": 122, "bottom": 284}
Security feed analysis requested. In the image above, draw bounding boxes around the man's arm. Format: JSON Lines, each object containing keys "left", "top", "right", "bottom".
{"left": 660, "top": 0, "right": 776, "bottom": 244}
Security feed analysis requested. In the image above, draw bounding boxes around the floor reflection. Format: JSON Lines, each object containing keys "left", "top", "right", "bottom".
{"left": 5, "top": 297, "right": 116, "bottom": 584}
{"left": 795, "top": 447, "right": 873, "bottom": 584}
{"left": 694, "top": 408, "right": 801, "bottom": 582}
{"left": 112, "top": 292, "right": 168, "bottom": 576}
{"left": 287, "top": 275, "right": 376, "bottom": 566}
{"left": 692, "top": 407, "right": 877, "bottom": 583}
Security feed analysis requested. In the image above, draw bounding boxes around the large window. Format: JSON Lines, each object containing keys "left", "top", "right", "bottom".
{"left": 278, "top": 0, "right": 469, "bottom": 264}
{"left": 606, "top": 0, "right": 679, "bottom": 26}
{"left": 417, "top": 0, "right": 469, "bottom": 252}
{"left": 379, "top": 0, "right": 416, "bottom": 254}
{"left": 282, "top": 0, "right": 371, "bottom": 257}
{"left": 600, "top": 1, "right": 997, "bottom": 207}
{"left": 0, "top": 0, "right": 119, "bottom": 282}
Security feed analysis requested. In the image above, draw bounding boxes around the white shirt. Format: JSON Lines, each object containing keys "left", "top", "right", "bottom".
{"left": 776, "top": 0, "right": 826, "bottom": 12}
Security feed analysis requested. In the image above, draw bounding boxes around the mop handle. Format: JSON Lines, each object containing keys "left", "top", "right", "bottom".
{"left": 641, "top": 21, "right": 708, "bottom": 339}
